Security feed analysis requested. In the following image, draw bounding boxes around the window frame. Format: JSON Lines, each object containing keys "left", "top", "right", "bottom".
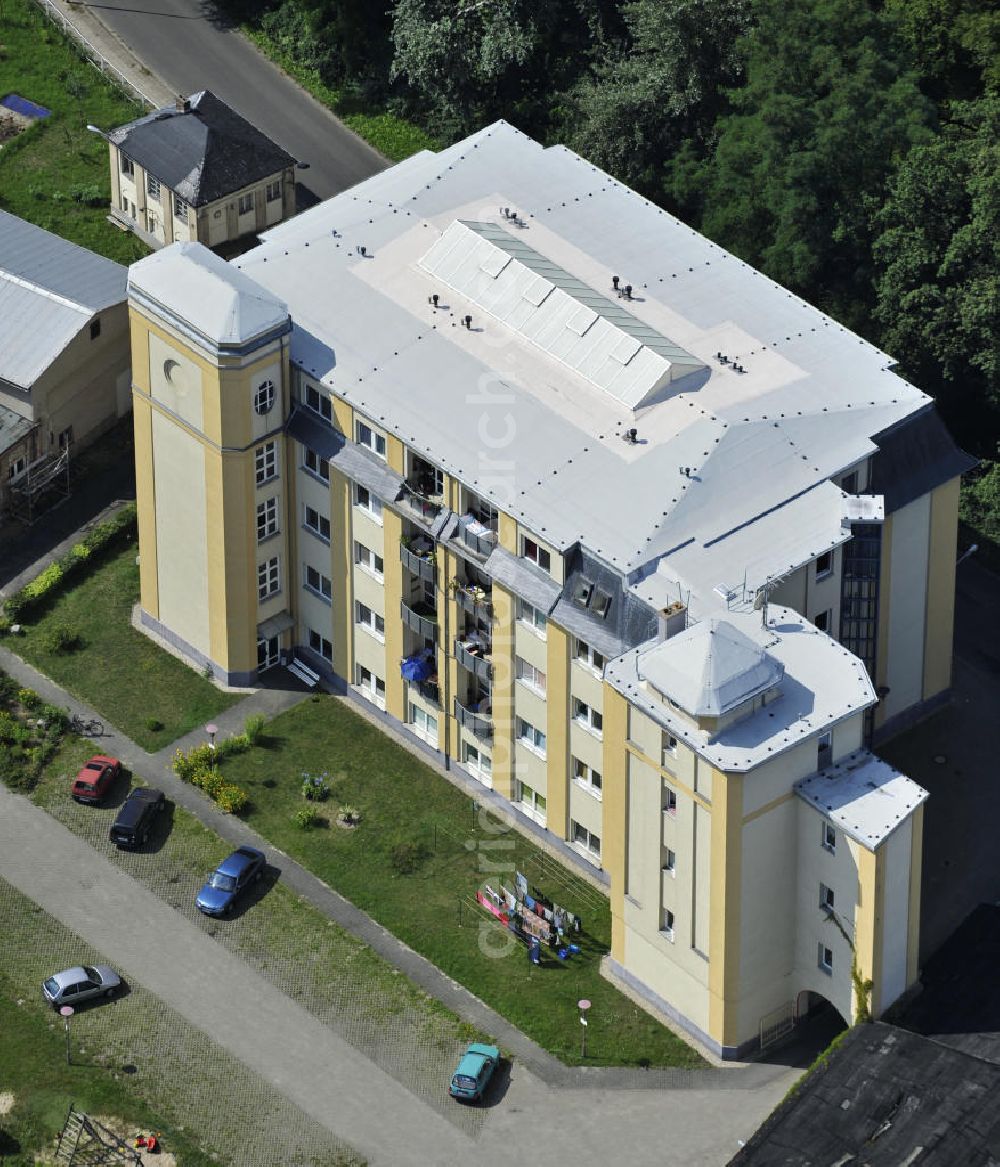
{"left": 303, "top": 505, "right": 331, "bottom": 543}
{"left": 822, "top": 822, "right": 836, "bottom": 852}
{"left": 517, "top": 780, "right": 547, "bottom": 825}
{"left": 354, "top": 541, "right": 385, "bottom": 580}
{"left": 173, "top": 193, "right": 189, "bottom": 223}
{"left": 256, "top": 496, "right": 278, "bottom": 542}
{"left": 308, "top": 628, "right": 333, "bottom": 661}
{"left": 354, "top": 484, "right": 383, "bottom": 523}
{"left": 255, "top": 441, "right": 278, "bottom": 486}
{"left": 257, "top": 556, "right": 280, "bottom": 601}
{"left": 254, "top": 379, "right": 275, "bottom": 416}
{"left": 521, "top": 535, "right": 551, "bottom": 573}
{"left": 304, "top": 384, "right": 333, "bottom": 423}
{"left": 661, "top": 908, "right": 675, "bottom": 938}
{"left": 304, "top": 564, "right": 332, "bottom": 602}
{"left": 572, "top": 757, "right": 603, "bottom": 798}
{"left": 515, "top": 656, "right": 546, "bottom": 696}
{"left": 265, "top": 179, "right": 282, "bottom": 203}
{"left": 303, "top": 447, "right": 330, "bottom": 482}
{"left": 816, "top": 550, "right": 834, "bottom": 579}
{"left": 238, "top": 191, "right": 255, "bottom": 216}
{"left": 573, "top": 698, "right": 604, "bottom": 739}
{"left": 146, "top": 173, "right": 160, "bottom": 201}
{"left": 818, "top": 944, "right": 834, "bottom": 974}
{"left": 355, "top": 601, "right": 385, "bottom": 643}
{"left": 517, "top": 598, "right": 547, "bottom": 638}
{"left": 665, "top": 787, "right": 678, "bottom": 816}
{"left": 516, "top": 717, "right": 547, "bottom": 758}
{"left": 355, "top": 420, "right": 387, "bottom": 460}
{"left": 575, "top": 639, "right": 606, "bottom": 674}
{"left": 120, "top": 154, "right": 134, "bottom": 178}
{"left": 571, "top": 819, "right": 601, "bottom": 860}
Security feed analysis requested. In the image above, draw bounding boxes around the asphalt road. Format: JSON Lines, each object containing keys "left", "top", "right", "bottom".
{"left": 78, "top": 0, "right": 386, "bottom": 203}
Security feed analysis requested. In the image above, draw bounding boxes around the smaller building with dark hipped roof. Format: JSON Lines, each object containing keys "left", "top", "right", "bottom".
{"left": 103, "top": 91, "right": 296, "bottom": 252}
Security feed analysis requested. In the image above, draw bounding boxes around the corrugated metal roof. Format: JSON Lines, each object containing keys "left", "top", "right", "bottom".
{"left": 0, "top": 399, "right": 34, "bottom": 455}
{"left": 419, "top": 219, "right": 703, "bottom": 410}
{"left": 0, "top": 211, "right": 126, "bottom": 389}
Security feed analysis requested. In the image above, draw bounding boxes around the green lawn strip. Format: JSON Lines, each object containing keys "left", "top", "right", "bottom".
{"left": 12, "top": 542, "right": 238, "bottom": 751}
{"left": 217, "top": 697, "right": 704, "bottom": 1068}
{"left": 242, "top": 28, "right": 438, "bottom": 162}
{"left": 0, "top": 983, "right": 215, "bottom": 1167}
{"left": 0, "top": 0, "right": 150, "bottom": 262}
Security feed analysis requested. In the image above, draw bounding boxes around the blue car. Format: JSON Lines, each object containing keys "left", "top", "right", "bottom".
{"left": 196, "top": 846, "right": 266, "bottom": 916}
{"left": 449, "top": 1042, "right": 500, "bottom": 1102}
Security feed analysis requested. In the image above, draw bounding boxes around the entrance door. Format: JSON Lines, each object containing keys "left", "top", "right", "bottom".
{"left": 257, "top": 636, "right": 279, "bottom": 672}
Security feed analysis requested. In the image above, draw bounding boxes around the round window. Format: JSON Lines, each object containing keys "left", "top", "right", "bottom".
{"left": 254, "top": 379, "right": 275, "bottom": 415}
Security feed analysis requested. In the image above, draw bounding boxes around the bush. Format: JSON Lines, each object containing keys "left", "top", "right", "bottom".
{"left": 293, "top": 804, "right": 322, "bottom": 829}
{"left": 17, "top": 687, "right": 41, "bottom": 711}
{"left": 390, "top": 840, "right": 429, "bottom": 875}
{"left": 216, "top": 732, "right": 250, "bottom": 758}
{"left": 301, "top": 771, "right": 330, "bottom": 801}
{"left": 42, "top": 623, "right": 82, "bottom": 654}
{"left": 190, "top": 765, "right": 225, "bottom": 799}
{"left": 215, "top": 783, "right": 249, "bottom": 814}
{"left": 0, "top": 616, "right": 11, "bottom": 636}
{"left": 145, "top": 717, "right": 164, "bottom": 732}
{"left": 173, "top": 743, "right": 215, "bottom": 781}
{"left": 244, "top": 713, "right": 266, "bottom": 744}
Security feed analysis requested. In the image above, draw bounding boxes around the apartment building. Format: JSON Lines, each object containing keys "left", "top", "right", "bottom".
{"left": 126, "top": 121, "right": 970, "bottom": 1058}
{"left": 105, "top": 91, "right": 296, "bottom": 252}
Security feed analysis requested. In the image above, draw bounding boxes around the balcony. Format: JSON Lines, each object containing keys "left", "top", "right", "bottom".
{"left": 453, "top": 580, "right": 493, "bottom": 619}
{"left": 455, "top": 516, "right": 498, "bottom": 560}
{"left": 401, "top": 599, "right": 438, "bottom": 642}
{"left": 455, "top": 697, "right": 493, "bottom": 742}
{"left": 454, "top": 631, "right": 492, "bottom": 683}
{"left": 399, "top": 483, "right": 443, "bottom": 525}
{"left": 415, "top": 678, "right": 440, "bottom": 707}
{"left": 400, "top": 537, "right": 436, "bottom": 585}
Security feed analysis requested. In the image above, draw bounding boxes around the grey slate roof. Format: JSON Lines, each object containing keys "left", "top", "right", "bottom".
{"left": 871, "top": 405, "right": 977, "bottom": 515}
{"left": 0, "top": 400, "right": 34, "bottom": 456}
{"left": 108, "top": 91, "right": 295, "bottom": 206}
{"left": 0, "top": 210, "right": 126, "bottom": 389}
{"left": 286, "top": 407, "right": 403, "bottom": 501}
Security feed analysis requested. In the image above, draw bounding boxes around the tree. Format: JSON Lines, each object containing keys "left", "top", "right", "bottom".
{"left": 564, "top": 0, "right": 751, "bottom": 193}
{"left": 884, "top": 0, "right": 1000, "bottom": 100}
{"left": 671, "top": 0, "right": 934, "bottom": 331}
{"left": 872, "top": 96, "right": 1000, "bottom": 449}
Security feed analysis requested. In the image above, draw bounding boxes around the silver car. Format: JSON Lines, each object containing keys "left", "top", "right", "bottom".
{"left": 42, "top": 964, "right": 121, "bottom": 1008}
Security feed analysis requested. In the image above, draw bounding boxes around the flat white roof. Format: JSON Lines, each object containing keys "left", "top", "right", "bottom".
{"left": 606, "top": 606, "right": 876, "bottom": 772}
{"left": 234, "top": 120, "right": 928, "bottom": 599}
{"left": 796, "top": 751, "right": 928, "bottom": 849}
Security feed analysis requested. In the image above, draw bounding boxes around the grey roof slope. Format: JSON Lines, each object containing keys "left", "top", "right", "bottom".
{"left": 108, "top": 91, "right": 295, "bottom": 206}
{"left": 0, "top": 210, "right": 126, "bottom": 389}
{"left": 871, "top": 405, "right": 977, "bottom": 514}
{"left": 730, "top": 1021, "right": 1000, "bottom": 1167}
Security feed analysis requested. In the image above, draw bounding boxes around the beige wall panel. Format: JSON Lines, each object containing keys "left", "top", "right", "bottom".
{"left": 627, "top": 704, "right": 661, "bottom": 759}
{"left": 741, "top": 740, "right": 816, "bottom": 816}
{"left": 570, "top": 660, "right": 604, "bottom": 708}
{"left": 569, "top": 721, "right": 604, "bottom": 776}
{"left": 769, "top": 564, "right": 807, "bottom": 615}
{"left": 352, "top": 565, "right": 386, "bottom": 617}
{"left": 327, "top": 470, "right": 352, "bottom": 681}
{"left": 152, "top": 410, "right": 209, "bottom": 654}
{"left": 514, "top": 622, "right": 548, "bottom": 672}
{"left": 353, "top": 628, "right": 387, "bottom": 681}
{"left": 545, "top": 621, "right": 570, "bottom": 839}
{"left": 708, "top": 772, "right": 743, "bottom": 1047}
{"left": 882, "top": 494, "right": 931, "bottom": 722}
{"left": 568, "top": 782, "right": 602, "bottom": 837}
{"left": 133, "top": 396, "right": 159, "bottom": 617}
{"left": 627, "top": 752, "right": 659, "bottom": 907}
{"left": 352, "top": 507, "right": 387, "bottom": 554}
{"left": 880, "top": 819, "right": 912, "bottom": 1011}
{"left": 298, "top": 589, "right": 334, "bottom": 646}
{"left": 603, "top": 687, "right": 629, "bottom": 962}
{"left": 906, "top": 804, "right": 924, "bottom": 985}
{"left": 149, "top": 332, "right": 203, "bottom": 430}
{"left": 693, "top": 800, "right": 712, "bottom": 956}
{"left": 623, "top": 913, "right": 710, "bottom": 1034}
{"left": 512, "top": 742, "right": 548, "bottom": 795}
{"left": 923, "top": 477, "right": 960, "bottom": 700}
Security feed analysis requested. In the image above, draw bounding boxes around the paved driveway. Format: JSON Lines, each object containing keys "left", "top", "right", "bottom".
{"left": 0, "top": 782, "right": 796, "bottom": 1165}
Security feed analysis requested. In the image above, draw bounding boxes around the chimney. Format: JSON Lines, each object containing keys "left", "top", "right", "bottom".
{"left": 175, "top": 94, "right": 191, "bottom": 113}
{"left": 658, "top": 601, "right": 687, "bottom": 641}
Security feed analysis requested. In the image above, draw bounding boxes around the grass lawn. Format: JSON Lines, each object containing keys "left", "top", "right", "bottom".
{"left": 243, "top": 28, "right": 439, "bottom": 162}
{"left": 0, "top": 0, "right": 150, "bottom": 262}
{"left": 14, "top": 541, "right": 238, "bottom": 751}
{"left": 216, "top": 696, "right": 705, "bottom": 1068}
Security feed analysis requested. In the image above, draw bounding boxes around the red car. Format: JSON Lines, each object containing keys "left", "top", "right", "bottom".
{"left": 71, "top": 755, "right": 121, "bottom": 804}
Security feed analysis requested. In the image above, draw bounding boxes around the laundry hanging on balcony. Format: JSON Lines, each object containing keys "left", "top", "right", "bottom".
{"left": 401, "top": 648, "right": 434, "bottom": 681}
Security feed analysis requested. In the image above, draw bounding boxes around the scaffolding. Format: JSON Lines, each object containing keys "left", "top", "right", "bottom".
{"left": 7, "top": 446, "right": 70, "bottom": 524}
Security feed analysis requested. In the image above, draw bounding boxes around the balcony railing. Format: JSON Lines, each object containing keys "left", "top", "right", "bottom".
{"left": 401, "top": 600, "right": 438, "bottom": 642}
{"left": 454, "top": 582, "right": 493, "bottom": 619}
{"left": 400, "top": 542, "right": 437, "bottom": 585}
{"left": 412, "top": 678, "right": 440, "bottom": 707}
{"left": 399, "top": 484, "right": 443, "bottom": 525}
{"left": 455, "top": 697, "right": 493, "bottom": 742}
{"left": 456, "top": 519, "right": 498, "bottom": 560}
{"left": 455, "top": 638, "right": 492, "bottom": 683}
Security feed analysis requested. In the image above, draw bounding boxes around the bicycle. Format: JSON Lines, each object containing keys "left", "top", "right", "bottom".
{"left": 68, "top": 712, "right": 103, "bottom": 738}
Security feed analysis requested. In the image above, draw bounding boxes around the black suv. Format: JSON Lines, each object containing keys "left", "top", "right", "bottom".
{"left": 109, "top": 787, "right": 165, "bottom": 849}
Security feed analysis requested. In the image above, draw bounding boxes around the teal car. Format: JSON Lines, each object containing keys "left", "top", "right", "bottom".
{"left": 449, "top": 1042, "right": 500, "bottom": 1102}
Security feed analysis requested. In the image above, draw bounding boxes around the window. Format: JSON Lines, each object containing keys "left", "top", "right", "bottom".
{"left": 820, "top": 883, "right": 835, "bottom": 912}
{"left": 354, "top": 484, "right": 383, "bottom": 523}
{"left": 356, "top": 665, "right": 385, "bottom": 708}
{"left": 576, "top": 640, "right": 606, "bottom": 674}
{"left": 517, "top": 598, "right": 547, "bottom": 637}
{"left": 517, "top": 718, "right": 546, "bottom": 757}
{"left": 665, "top": 787, "right": 678, "bottom": 815}
{"left": 822, "top": 823, "right": 836, "bottom": 852}
{"left": 304, "top": 565, "right": 332, "bottom": 601}
{"left": 818, "top": 944, "right": 833, "bottom": 974}
{"left": 266, "top": 179, "right": 281, "bottom": 203}
{"left": 90, "top": 318, "right": 101, "bottom": 341}
{"left": 238, "top": 192, "right": 255, "bottom": 215}
{"left": 664, "top": 849, "right": 676, "bottom": 875}
{"left": 303, "top": 448, "right": 330, "bottom": 482}
{"left": 816, "top": 550, "right": 833, "bottom": 579}
{"left": 256, "top": 497, "right": 278, "bottom": 541}
{"left": 304, "top": 384, "right": 332, "bottom": 422}
{"left": 463, "top": 742, "right": 492, "bottom": 783}
{"left": 466, "top": 493, "right": 497, "bottom": 531}
{"left": 574, "top": 699, "right": 603, "bottom": 738}
{"left": 355, "top": 420, "right": 387, "bottom": 459}
{"left": 573, "top": 758, "right": 602, "bottom": 797}
{"left": 174, "top": 194, "right": 189, "bottom": 223}
{"left": 515, "top": 657, "right": 546, "bottom": 695}
{"left": 255, "top": 441, "right": 277, "bottom": 485}
{"left": 254, "top": 380, "right": 275, "bottom": 415}
{"left": 518, "top": 781, "right": 547, "bottom": 825}
{"left": 304, "top": 505, "right": 331, "bottom": 542}
{"left": 120, "top": 155, "right": 134, "bottom": 178}
{"left": 146, "top": 174, "right": 160, "bottom": 200}
{"left": 818, "top": 731, "right": 833, "bottom": 769}
{"left": 814, "top": 609, "right": 831, "bottom": 633}
{"left": 409, "top": 704, "right": 438, "bottom": 743}
{"left": 355, "top": 542, "right": 384, "bottom": 579}
{"left": 355, "top": 601, "right": 385, "bottom": 641}
{"left": 257, "top": 556, "right": 280, "bottom": 601}
{"left": 665, "top": 735, "right": 678, "bottom": 756}
{"left": 308, "top": 629, "right": 332, "bottom": 661}
{"left": 522, "top": 536, "right": 551, "bottom": 573}
{"left": 661, "top": 909, "right": 675, "bottom": 938}
{"left": 572, "top": 820, "right": 601, "bottom": 860}
{"left": 57, "top": 426, "right": 73, "bottom": 450}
